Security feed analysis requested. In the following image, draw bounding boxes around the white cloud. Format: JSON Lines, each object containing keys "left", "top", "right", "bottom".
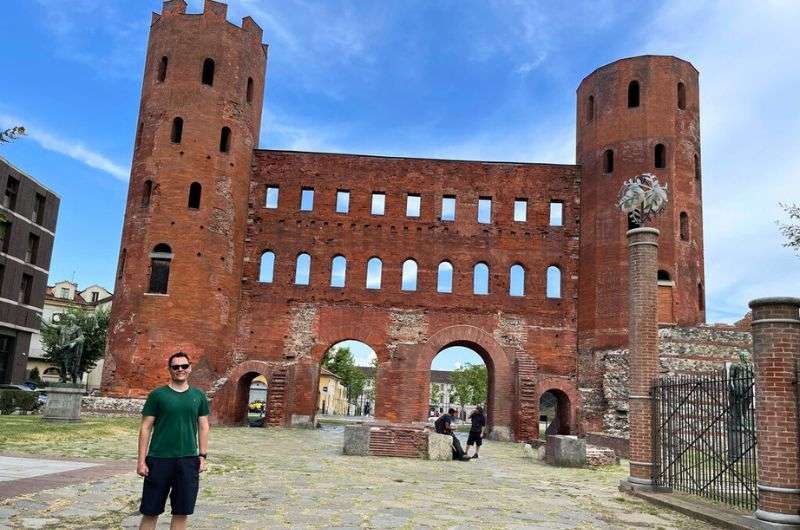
{"left": 639, "top": 0, "right": 800, "bottom": 322}
{"left": 0, "top": 113, "right": 129, "bottom": 181}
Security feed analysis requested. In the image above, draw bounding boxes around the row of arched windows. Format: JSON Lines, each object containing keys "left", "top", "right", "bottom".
{"left": 258, "top": 252, "right": 563, "bottom": 298}
{"left": 586, "top": 81, "right": 687, "bottom": 122}
{"left": 141, "top": 180, "right": 202, "bottom": 210}
{"left": 155, "top": 56, "right": 255, "bottom": 104}
{"left": 170, "top": 117, "right": 231, "bottom": 152}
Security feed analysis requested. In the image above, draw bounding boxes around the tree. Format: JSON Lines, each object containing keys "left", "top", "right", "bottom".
{"left": 450, "top": 363, "right": 488, "bottom": 412}
{"left": 430, "top": 383, "right": 443, "bottom": 406}
{"left": 0, "top": 126, "right": 26, "bottom": 143}
{"left": 41, "top": 308, "right": 109, "bottom": 383}
{"left": 778, "top": 203, "right": 800, "bottom": 254}
{"left": 323, "top": 346, "right": 367, "bottom": 410}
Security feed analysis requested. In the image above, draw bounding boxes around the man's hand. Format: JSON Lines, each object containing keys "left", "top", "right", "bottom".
{"left": 199, "top": 457, "right": 207, "bottom": 472}
{"left": 137, "top": 461, "right": 149, "bottom": 477}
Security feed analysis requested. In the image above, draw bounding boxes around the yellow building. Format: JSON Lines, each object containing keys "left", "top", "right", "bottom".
{"left": 318, "top": 367, "right": 349, "bottom": 415}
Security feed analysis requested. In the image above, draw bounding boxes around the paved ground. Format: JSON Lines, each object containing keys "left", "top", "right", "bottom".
{"left": 0, "top": 420, "right": 717, "bottom": 529}
{"left": 0, "top": 456, "right": 98, "bottom": 482}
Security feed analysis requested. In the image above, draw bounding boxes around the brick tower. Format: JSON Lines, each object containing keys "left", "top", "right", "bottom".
{"left": 576, "top": 56, "right": 705, "bottom": 352}
{"left": 102, "top": 0, "right": 267, "bottom": 395}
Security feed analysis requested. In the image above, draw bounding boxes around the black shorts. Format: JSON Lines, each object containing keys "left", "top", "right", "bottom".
{"left": 140, "top": 456, "right": 200, "bottom": 516}
{"left": 467, "top": 431, "right": 483, "bottom": 446}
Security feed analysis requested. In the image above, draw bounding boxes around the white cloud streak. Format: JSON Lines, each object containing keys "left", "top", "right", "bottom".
{"left": 0, "top": 114, "right": 130, "bottom": 181}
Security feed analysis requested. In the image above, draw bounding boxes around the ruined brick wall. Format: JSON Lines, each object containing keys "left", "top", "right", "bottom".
{"left": 576, "top": 56, "right": 705, "bottom": 353}
{"left": 581, "top": 325, "right": 752, "bottom": 437}
{"left": 232, "top": 151, "right": 581, "bottom": 435}
{"left": 102, "top": 1, "right": 267, "bottom": 395}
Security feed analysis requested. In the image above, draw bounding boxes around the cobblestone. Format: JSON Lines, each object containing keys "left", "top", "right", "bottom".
{"left": 0, "top": 423, "right": 715, "bottom": 529}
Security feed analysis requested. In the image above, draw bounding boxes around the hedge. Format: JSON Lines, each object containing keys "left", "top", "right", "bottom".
{"left": 0, "top": 389, "right": 40, "bottom": 415}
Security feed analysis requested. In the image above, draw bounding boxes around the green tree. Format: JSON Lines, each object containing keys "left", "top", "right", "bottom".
{"left": 28, "top": 367, "right": 42, "bottom": 385}
{"left": 0, "top": 126, "right": 26, "bottom": 143}
{"left": 778, "top": 203, "right": 800, "bottom": 254}
{"left": 41, "top": 308, "right": 109, "bottom": 383}
{"left": 323, "top": 346, "right": 367, "bottom": 409}
{"left": 430, "top": 383, "right": 443, "bottom": 406}
{"left": 450, "top": 363, "right": 487, "bottom": 411}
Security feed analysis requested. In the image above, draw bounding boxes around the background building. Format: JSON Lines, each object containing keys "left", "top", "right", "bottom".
{"left": 318, "top": 367, "right": 348, "bottom": 415}
{"left": 27, "top": 281, "right": 112, "bottom": 389}
{"left": 0, "top": 156, "right": 59, "bottom": 385}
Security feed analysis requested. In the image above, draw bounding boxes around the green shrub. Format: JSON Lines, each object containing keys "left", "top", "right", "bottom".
{"left": 0, "top": 390, "right": 40, "bottom": 415}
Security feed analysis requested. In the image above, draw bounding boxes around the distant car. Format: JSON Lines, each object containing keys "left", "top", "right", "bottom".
{"left": 0, "top": 384, "right": 48, "bottom": 406}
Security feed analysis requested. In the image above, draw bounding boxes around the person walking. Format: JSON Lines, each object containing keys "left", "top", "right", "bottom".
{"left": 466, "top": 405, "right": 486, "bottom": 459}
{"left": 137, "top": 352, "right": 209, "bottom": 530}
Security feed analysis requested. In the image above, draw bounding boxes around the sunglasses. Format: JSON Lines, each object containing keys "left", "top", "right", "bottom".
{"left": 170, "top": 363, "right": 191, "bottom": 371}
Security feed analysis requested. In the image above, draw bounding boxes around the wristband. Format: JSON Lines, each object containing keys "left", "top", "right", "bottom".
{"left": 199, "top": 453, "right": 207, "bottom": 459}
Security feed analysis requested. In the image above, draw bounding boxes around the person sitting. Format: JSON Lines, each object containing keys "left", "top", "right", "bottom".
{"left": 434, "top": 408, "right": 470, "bottom": 461}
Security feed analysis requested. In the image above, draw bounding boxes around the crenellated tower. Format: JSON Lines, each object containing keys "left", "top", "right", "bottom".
{"left": 576, "top": 55, "right": 705, "bottom": 352}
{"left": 102, "top": 0, "right": 267, "bottom": 395}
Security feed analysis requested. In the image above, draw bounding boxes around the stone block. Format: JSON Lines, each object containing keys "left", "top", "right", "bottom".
{"left": 521, "top": 443, "right": 536, "bottom": 459}
{"left": 290, "top": 414, "right": 314, "bottom": 429}
{"left": 545, "top": 435, "right": 586, "bottom": 467}
{"left": 487, "top": 425, "right": 512, "bottom": 441}
{"left": 342, "top": 425, "right": 370, "bottom": 456}
{"left": 42, "top": 387, "right": 84, "bottom": 422}
{"left": 427, "top": 433, "right": 453, "bottom": 461}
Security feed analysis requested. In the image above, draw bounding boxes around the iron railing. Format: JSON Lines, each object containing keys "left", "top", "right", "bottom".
{"left": 652, "top": 366, "right": 757, "bottom": 511}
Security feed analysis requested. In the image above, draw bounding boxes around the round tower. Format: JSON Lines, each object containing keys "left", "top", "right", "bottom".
{"left": 102, "top": 0, "right": 267, "bottom": 396}
{"left": 576, "top": 55, "right": 705, "bottom": 351}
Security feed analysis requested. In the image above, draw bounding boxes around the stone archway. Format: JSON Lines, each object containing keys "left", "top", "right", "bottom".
{"left": 417, "top": 325, "right": 515, "bottom": 440}
{"left": 212, "top": 360, "right": 276, "bottom": 426}
{"left": 536, "top": 376, "right": 579, "bottom": 436}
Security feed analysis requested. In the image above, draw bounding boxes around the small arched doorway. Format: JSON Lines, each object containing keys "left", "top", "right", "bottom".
{"left": 539, "top": 388, "right": 572, "bottom": 437}
{"left": 232, "top": 371, "right": 269, "bottom": 427}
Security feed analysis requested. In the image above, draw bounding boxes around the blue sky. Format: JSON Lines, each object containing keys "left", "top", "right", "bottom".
{"left": 1, "top": 1, "right": 799, "bottom": 359}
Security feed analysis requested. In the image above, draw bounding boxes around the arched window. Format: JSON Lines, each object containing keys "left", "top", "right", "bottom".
{"left": 202, "top": 58, "right": 215, "bottom": 86}
{"left": 219, "top": 127, "right": 231, "bottom": 153}
{"left": 473, "top": 262, "right": 489, "bottom": 295}
{"left": 677, "top": 82, "right": 686, "bottom": 110}
{"left": 246, "top": 77, "right": 254, "bottom": 103}
{"left": 698, "top": 282, "right": 705, "bottom": 311}
{"left": 679, "top": 212, "right": 689, "bottom": 241}
{"left": 587, "top": 95, "right": 594, "bottom": 122}
{"left": 628, "top": 80, "right": 640, "bottom": 108}
{"left": 170, "top": 117, "right": 183, "bottom": 143}
{"left": 654, "top": 143, "right": 666, "bottom": 168}
{"left": 259, "top": 251, "right": 275, "bottom": 283}
{"left": 658, "top": 270, "right": 671, "bottom": 282}
{"left": 437, "top": 261, "right": 453, "bottom": 293}
{"left": 401, "top": 259, "right": 417, "bottom": 291}
{"left": 546, "top": 266, "right": 561, "bottom": 298}
{"left": 148, "top": 244, "right": 173, "bottom": 294}
{"left": 187, "top": 182, "right": 201, "bottom": 209}
{"left": 157, "top": 56, "right": 168, "bottom": 83}
{"left": 604, "top": 149, "right": 614, "bottom": 173}
{"left": 509, "top": 264, "right": 525, "bottom": 297}
{"left": 366, "top": 257, "right": 382, "bottom": 289}
{"left": 694, "top": 154, "right": 701, "bottom": 180}
{"left": 330, "top": 255, "right": 346, "bottom": 288}
{"left": 142, "top": 180, "right": 153, "bottom": 208}
{"left": 294, "top": 253, "right": 311, "bottom": 285}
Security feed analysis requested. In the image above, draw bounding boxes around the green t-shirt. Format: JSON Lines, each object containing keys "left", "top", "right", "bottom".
{"left": 142, "top": 385, "right": 209, "bottom": 458}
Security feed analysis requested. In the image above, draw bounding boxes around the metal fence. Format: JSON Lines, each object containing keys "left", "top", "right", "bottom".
{"left": 652, "top": 366, "right": 757, "bottom": 511}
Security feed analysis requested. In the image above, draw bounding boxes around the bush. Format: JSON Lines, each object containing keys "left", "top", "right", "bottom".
{"left": 0, "top": 390, "right": 40, "bottom": 415}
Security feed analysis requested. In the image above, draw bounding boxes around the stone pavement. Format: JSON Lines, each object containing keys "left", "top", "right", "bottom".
{"left": 0, "top": 456, "right": 98, "bottom": 482}
{"left": 0, "top": 425, "right": 716, "bottom": 529}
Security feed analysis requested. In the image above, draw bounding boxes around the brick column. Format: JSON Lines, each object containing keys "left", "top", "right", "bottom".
{"left": 626, "top": 227, "right": 659, "bottom": 487}
{"left": 749, "top": 297, "right": 800, "bottom": 526}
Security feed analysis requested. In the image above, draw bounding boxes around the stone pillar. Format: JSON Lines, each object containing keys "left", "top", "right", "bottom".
{"left": 749, "top": 297, "right": 800, "bottom": 527}
{"left": 625, "top": 227, "right": 659, "bottom": 488}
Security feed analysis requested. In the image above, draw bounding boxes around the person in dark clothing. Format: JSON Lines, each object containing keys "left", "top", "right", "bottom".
{"left": 435, "top": 408, "right": 471, "bottom": 461}
{"left": 466, "top": 405, "right": 487, "bottom": 458}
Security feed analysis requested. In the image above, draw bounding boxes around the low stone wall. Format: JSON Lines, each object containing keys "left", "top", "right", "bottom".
{"left": 585, "top": 432, "right": 629, "bottom": 459}
{"left": 343, "top": 423, "right": 438, "bottom": 459}
{"left": 81, "top": 396, "right": 145, "bottom": 416}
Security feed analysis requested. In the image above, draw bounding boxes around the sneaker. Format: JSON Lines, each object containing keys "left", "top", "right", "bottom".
{"left": 472, "top": 454, "right": 479, "bottom": 459}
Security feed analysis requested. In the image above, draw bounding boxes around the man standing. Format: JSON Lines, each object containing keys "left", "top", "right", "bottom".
{"left": 466, "top": 405, "right": 486, "bottom": 459}
{"left": 137, "top": 352, "right": 209, "bottom": 530}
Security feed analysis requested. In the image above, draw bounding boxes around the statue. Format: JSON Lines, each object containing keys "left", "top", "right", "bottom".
{"left": 617, "top": 173, "right": 668, "bottom": 227}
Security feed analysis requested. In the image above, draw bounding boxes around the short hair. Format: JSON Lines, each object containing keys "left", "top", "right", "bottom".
{"left": 167, "top": 351, "right": 190, "bottom": 367}
{"left": 448, "top": 407, "right": 456, "bottom": 414}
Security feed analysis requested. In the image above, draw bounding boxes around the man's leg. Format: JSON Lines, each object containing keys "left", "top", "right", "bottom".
{"left": 465, "top": 443, "right": 473, "bottom": 457}
{"left": 170, "top": 515, "right": 187, "bottom": 530}
{"left": 139, "top": 515, "right": 158, "bottom": 530}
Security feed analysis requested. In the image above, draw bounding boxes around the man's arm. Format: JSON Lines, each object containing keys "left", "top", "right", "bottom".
{"left": 137, "top": 416, "right": 155, "bottom": 476}
{"left": 198, "top": 416, "right": 209, "bottom": 472}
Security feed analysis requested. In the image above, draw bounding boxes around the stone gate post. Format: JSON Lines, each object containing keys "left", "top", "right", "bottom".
{"left": 749, "top": 297, "right": 800, "bottom": 527}
{"left": 625, "top": 227, "right": 660, "bottom": 489}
